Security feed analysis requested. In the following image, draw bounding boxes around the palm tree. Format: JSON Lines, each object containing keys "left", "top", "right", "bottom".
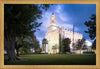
{"left": 42, "top": 38, "right": 48, "bottom": 53}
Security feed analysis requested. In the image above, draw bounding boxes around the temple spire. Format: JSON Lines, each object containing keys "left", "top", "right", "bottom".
{"left": 50, "top": 12, "right": 56, "bottom": 26}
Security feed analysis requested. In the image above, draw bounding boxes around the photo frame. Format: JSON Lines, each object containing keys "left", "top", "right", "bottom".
{"left": 0, "top": 0, "right": 100, "bottom": 69}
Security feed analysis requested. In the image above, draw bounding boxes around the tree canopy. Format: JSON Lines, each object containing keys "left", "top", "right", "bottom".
{"left": 75, "top": 39, "right": 84, "bottom": 50}
{"left": 62, "top": 38, "right": 71, "bottom": 53}
{"left": 42, "top": 38, "right": 48, "bottom": 44}
{"left": 84, "top": 14, "right": 96, "bottom": 50}
{"left": 84, "top": 14, "right": 96, "bottom": 40}
{"left": 4, "top": 4, "right": 50, "bottom": 61}
{"left": 4, "top": 4, "right": 50, "bottom": 40}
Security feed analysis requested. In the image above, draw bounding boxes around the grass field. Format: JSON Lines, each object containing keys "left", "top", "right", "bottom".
{"left": 4, "top": 54, "right": 96, "bottom": 65}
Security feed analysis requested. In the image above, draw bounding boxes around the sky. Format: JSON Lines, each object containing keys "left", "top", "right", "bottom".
{"left": 34, "top": 4, "right": 96, "bottom": 47}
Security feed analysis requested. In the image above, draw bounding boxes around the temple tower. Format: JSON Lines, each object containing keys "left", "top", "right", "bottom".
{"left": 50, "top": 12, "right": 56, "bottom": 26}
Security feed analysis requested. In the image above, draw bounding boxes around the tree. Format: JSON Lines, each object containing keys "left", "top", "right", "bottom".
{"left": 75, "top": 39, "right": 85, "bottom": 53}
{"left": 84, "top": 14, "right": 96, "bottom": 49}
{"left": 42, "top": 38, "right": 48, "bottom": 53}
{"left": 62, "top": 38, "right": 71, "bottom": 53}
{"left": 41, "top": 45, "right": 44, "bottom": 51}
{"left": 36, "top": 48, "right": 42, "bottom": 54}
{"left": 25, "top": 33, "right": 40, "bottom": 52}
{"left": 34, "top": 40, "right": 40, "bottom": 53}
{"left": 15, "top": 35, "right": 35, "bottom": 56}
{"left": 19, "top": 42, "right": 31, "bottom": 54}
{"left": 15, "top": 35, "right": 28, "bottom": 56}
{"left": 82, "top": 44, "right": 87, "bottom": 50}
{"left": 4, "top": 4, "right": 50, "bottom": 61}
{"left": 72, "top": 43, "right": 76, "bottom": 50}
{"left": 15, "top": 31, "right": 41, "bottom": 55}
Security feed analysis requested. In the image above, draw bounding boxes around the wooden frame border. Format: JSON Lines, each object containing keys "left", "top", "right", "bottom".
{"left": 0, "top": 0, "right": 100, "bottom": 69}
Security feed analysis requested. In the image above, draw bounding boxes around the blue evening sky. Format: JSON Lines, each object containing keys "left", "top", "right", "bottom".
{"left": 34, "top": 4, "right": 96, "bottom": 46}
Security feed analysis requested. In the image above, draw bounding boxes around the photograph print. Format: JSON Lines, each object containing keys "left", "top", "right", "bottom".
{"left": 4, "top": 4, "right": 96, "bottom": 65}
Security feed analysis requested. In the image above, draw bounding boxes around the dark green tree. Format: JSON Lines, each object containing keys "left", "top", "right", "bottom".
{"left": 36, "top": 48, "right": 42, "bottom": 54}
{"left": 4, "top": 4, "right": 50, "bottom": 61}
{"left": 75, "top": 38, "right": 85, "bottom": 53}
{"left": 23, "top": 34, "right": 41, "bottom": 54}
{"left": 82, "top": 38, "right": 87, "bottom": 50}
{"left": 82, "top": 44, "right": 87, "bottom": 50}
{"left": 84, "top": 14, "right": 96, "bottom": 50}
{"left": 15, "top": 33, "right": 38, "bottom": 56}
{"left": 62, "top": 38, "right": 71, "bottom": 53}
{"left": 59, "top": 32, "right": 61, "bottom": 53}
{"left": 34, "top": 40, "right": 40, "bottom": 53}
{"left": 42, "top": 38, "right": 48, "bottom": 53}
{"left": 72, "top": 43, "right": 76, "bottom": 50}
{"left": 41, "top": 45, "right": 44, "bottom": 51}
{"left": 19, "top": 41, "right": 32, "bottom": 54}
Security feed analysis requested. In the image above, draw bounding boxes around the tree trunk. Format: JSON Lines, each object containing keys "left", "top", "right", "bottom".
{"left": 4, "top": 36, "right": 20, "bottom": 61}
{"left": 7, "top": 47, "right": 20, "bottom": 61}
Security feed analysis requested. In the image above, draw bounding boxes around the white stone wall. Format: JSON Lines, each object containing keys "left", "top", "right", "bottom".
{"left": 60, "top": 27, "right": 83, "bottom": 51}
{"left": 45, "top": 25, "right": 83, "bottom": 54}
{"left": 45, "top": 27, "right": 59, "bottom": 53}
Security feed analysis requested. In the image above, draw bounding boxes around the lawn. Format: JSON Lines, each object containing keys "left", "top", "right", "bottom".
{"left": 4, "top": 54, "right": 96, "bottom": 65}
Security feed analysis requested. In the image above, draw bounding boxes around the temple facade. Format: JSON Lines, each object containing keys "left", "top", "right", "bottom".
{"left": 45, "top": 13, "right": 83, "bottom": 54}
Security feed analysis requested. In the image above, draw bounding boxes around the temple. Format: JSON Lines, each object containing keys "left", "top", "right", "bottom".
{"left": 45, "top": 12, "right": 83, "bottom": 54}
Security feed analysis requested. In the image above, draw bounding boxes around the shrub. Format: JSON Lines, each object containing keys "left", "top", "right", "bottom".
{"left": 35, "top": 48, "right": 42, "bottom": 54}
{"left": 83, "top": 51, "right": 95, "bottom": 54}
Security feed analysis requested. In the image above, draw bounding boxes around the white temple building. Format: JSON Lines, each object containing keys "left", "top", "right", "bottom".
{"left": 45, "top": 12, "right": 83, "bottom": 54}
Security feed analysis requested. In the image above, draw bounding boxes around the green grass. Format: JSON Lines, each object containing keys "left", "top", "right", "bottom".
{"left": 4, "top": 54, "right": 96, "bottom": 65}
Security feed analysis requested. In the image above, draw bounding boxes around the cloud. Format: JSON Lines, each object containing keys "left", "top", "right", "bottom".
{"left": 35, "top": 4, "right": 96, "bottom": 46}
{"left": 35, "top": 10, "right": 51, "bottom": 33}
{"left": 85, "top": 40, "right": 92, "bottom": 46}
{"left": 59, "top": 14, "right": 69, "bottom": 22}
{"left": 55, "top": 5, "right": 70, "bottom": 22}
{"left": 55, "top": 5, "right": 62, "bottom": 13}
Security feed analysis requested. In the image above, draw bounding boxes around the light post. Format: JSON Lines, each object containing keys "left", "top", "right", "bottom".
{"left": 73, "top": 24, "right": 75, "bottom": 51}
{"left": 59, "top": 29, "right": 62, "bottom": 53}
